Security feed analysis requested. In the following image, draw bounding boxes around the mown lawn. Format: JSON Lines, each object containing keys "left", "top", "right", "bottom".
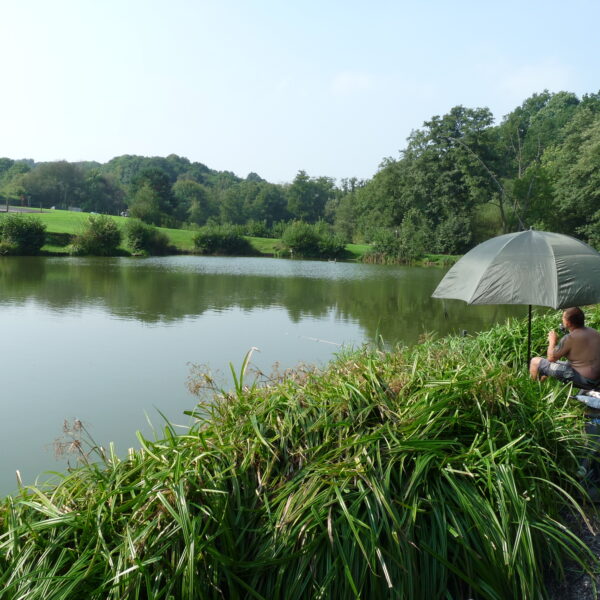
{"left": 247, "top": 235, "right": 284, "bottom": 256}
{"left": 30, "top": 209, "right": 129, "bottom": 234}
{"left": 25, "top": 210, "right": 195, "bottom": 254}
{"left": 346, "top": 243, "right": 370, "bottom": 260}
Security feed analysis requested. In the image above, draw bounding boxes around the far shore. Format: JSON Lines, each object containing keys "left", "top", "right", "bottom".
{"left": 1, "top": 206, "right": 457, "bottom": 266}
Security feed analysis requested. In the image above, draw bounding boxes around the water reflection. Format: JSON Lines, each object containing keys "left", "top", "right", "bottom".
{"left": 0, "top": 256, "right": 525, "bottom": 346}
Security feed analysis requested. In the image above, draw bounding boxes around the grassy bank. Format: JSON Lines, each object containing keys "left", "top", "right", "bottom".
{"left": 2, "top": 209, "right": 455, "bottom": 264}
{"left": 1, "top": 310, "right": 598, "bottom": 598}
{"left": 3, "top": 209, "right": 372, "bottom": 259}
{"left": 22, "top": 210, "right": 197, "bottom": 254}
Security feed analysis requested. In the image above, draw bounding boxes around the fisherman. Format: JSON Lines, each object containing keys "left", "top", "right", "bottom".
{"left": 529, "top": 307, "right": 600, "bottom": 389}
{"left": 530, "top": 308, "right": 600, "bottom": 498}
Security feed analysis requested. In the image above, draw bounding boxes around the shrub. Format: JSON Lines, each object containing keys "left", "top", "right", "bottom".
{"left": 193, "top": 224, "right": 255, "bottom": 256}
{"left": 317, "top": 233, "right": 346, "bottom": 258}
{"left": 271, "top": 220, "right": 287, "bottom": 239}
{"left": 125, "top": 219, "right": 172, "bottom": 256}
{"left": 0, "top": 214, "right": 46, "bottom": 255}
{"left": 365, "top": 211, "right": 431, "bottom": 264}
{"left": 396, "top": 208, "right": 431, "bottom": 261}
{"left": 70, "top": 214, "right": 122, "bottom": 256}
{"left": 433, "top": 213, "right": 472, "bottom": 254}
{"left": 244, "top": 219, "right": 270, "bottom": 238}
{"left": 281, "top": 221, "right": 320, "bottom": 257}
{"left": 579, "top": 209, "right": 600, "bottom": 250}
{"left": 368, "top": 227, "right": 401, "bottom": 258}
{"left": 281, "top": 221, "right": 346, "bottom": 259}
{"left": 0, "top": 240, "right": 18, "bottom": 255}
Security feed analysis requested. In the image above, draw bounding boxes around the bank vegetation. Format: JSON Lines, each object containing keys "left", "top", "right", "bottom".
{"left": 1, "top": 310, "right": 598, "bottom": 598}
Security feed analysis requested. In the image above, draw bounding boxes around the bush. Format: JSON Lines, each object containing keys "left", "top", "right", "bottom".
{"left": 0, "top": 240, "right": 18, "bottom": 255}
{"left": 0, "top": 214, "right": 46, "bottom": 255}
{"left": 579, "top": 209, "right": 600, "bottom": 250}
{"left": 271, "top": 220, "right": 287, "bottom": 239}
{"left": 281, "top": 221, "right": 346, "bottom": 259}
{"left": 365, "top": 211, "right": 431, "bottom": 264}
{"left": 244, "top": 219, "right": 270, "bottom": 238}
{"left": 193, "top": 224, "right": 255, "bottom": 256}
{"left": 70, "top": 214, "right": 122, "bottom": 256}
{"left": 281, "top": 221, "right": 320, "bottom": 257}
{"left": 369, "top": 227, "right": 401, "bottom": 256}
{"left": 317, "top": 233, "right": 346, "bottom": 258}
{"left": 125, "top": 219, "right": 173, "bottom": 256}
{"left": 433, "top": 213, "right": 472, "bottom": 254}
{"left": 396, "top": 208, "right": 431, "bottom": 261}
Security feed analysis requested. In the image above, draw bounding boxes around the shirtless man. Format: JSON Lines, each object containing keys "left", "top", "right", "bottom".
{"left": 530, "top": 307, "right": 600, "bottom": 388}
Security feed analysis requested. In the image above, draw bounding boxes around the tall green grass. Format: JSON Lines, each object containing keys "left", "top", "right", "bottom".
{"left": 0, "top": 310, "right": 598, "bottom": 599}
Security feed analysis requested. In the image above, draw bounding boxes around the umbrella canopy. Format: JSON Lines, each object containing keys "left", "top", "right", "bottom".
{"left": 432, "top": 230, "right": 600, "bottom": 367}
{"left": 432, "top": 230, "right": 600, "bottom": 309}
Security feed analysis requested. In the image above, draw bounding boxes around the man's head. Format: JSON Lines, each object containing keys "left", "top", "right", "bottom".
{"left": 563, "top": 306, "right": 585, "bottom": 329}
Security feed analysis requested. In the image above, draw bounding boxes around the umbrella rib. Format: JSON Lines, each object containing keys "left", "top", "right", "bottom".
{"left": 548, "top": 235, "right": 559, "bottom": 309}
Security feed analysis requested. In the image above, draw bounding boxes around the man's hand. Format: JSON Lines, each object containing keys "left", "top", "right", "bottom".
{"left": 547, "top": 330, "right": 559, "bottom": 361}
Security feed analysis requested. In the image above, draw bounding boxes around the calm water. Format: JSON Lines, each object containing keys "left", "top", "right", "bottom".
{"left": 0, "top": 256, "right": 525, "bottom": 494}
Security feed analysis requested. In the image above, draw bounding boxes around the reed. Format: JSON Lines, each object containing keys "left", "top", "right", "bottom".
{"left": 0, "top": 311, "right": 598, "bottom": 599}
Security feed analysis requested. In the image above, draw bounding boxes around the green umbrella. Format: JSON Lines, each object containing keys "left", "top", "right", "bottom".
{"left": 432, "top": 230, "right": 600, "bottom": 366}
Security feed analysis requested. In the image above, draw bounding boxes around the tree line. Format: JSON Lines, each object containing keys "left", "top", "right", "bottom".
{"left": 0, "top": 155, "right": 337, "bottom": 236}
{"left": 347, "top": 89, "right": 600, "bottom": 260}
{"left": 1, "top": 88, "right": 599, "bottom": 260}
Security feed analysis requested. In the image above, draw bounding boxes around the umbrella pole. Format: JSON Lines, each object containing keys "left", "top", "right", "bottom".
{"left": 527, "top": 305, "right": 532, "bottom": 370}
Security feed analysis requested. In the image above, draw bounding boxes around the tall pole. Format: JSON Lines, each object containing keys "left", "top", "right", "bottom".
{"left": 527, "top": 304, "right": 532, "bottom": 370}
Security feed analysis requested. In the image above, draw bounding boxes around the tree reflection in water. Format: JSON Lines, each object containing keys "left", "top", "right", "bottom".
{"left": 0, "top": 255, "right": 525, "bottom": 346}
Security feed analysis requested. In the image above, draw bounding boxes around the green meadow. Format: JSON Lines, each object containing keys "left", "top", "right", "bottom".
{"left": 25, "top": 210, "right": 197, "bottom": 254}
{"left": 5, "top": 209, "right": 371, "bottom": 259}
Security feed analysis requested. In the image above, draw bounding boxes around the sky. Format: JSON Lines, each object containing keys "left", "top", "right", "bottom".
{"left": 0, "top": 0, "right": 598, "bottom": 184}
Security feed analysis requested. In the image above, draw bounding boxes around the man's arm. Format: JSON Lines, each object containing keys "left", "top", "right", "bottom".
{"left": 547, "top": 331, "right": 569, "bottom": 362}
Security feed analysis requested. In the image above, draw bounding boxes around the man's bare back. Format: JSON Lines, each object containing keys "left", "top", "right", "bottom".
{"left": 530, "top": 307, "right": 600, "bottom": 386}
{"left": 556, "top": 327, "right": 600, "bottom": 380}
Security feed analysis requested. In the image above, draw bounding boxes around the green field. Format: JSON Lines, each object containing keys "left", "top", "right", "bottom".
{"left": 15, "top": 210, "right": 195, "bottom": 254}
{"left": 1, "top": 209, "right": 458, "bottom": 264}
{"left": 2, "top": 209, "right": 371, "bottom": 259}
{"left": 345, "top": 242, "right": 370, "bottom": 260}
{"left": 245, "top": 235, "right": 284, "bottom": 256}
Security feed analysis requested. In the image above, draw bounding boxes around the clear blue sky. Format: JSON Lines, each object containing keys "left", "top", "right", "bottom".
{"left": 0, "top": 0, "right": 598, "bottom": 183}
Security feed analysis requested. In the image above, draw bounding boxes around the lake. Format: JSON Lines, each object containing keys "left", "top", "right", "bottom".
{"left": 0, "top": 256, "right": 525, "bottom": 495}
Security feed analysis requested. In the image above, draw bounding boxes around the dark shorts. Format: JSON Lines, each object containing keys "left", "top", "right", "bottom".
{"left": 538, "top": 358, "right": 600, "bottom": 389}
